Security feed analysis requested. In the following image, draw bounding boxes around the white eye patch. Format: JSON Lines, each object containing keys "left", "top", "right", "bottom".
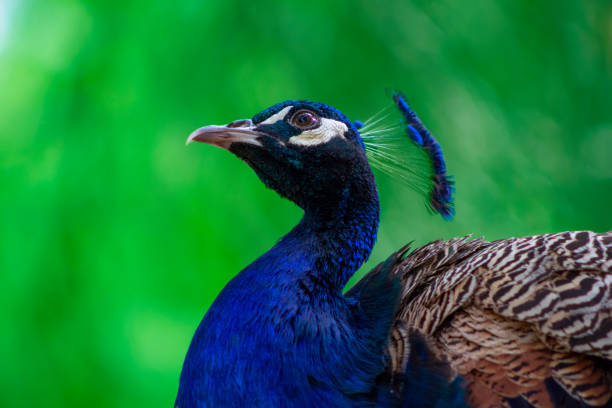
{"left": 259, "top": 106, "right": 293, "bottom": 125}
{"left": 288, "top": 118, "right": 348, "bottom": 146}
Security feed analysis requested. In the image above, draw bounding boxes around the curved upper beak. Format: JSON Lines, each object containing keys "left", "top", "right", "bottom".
{"left": 186, "top": 119, "right": 263, "bottom": 150}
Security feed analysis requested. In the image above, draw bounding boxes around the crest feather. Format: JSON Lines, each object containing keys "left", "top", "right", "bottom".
{"left": 358, "top": 92, "right": 455, "bottom": 220}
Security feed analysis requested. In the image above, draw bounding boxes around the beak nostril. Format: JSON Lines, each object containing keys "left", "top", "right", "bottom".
{"left": 227, "top": 119, "right": 253, "bottom": 128}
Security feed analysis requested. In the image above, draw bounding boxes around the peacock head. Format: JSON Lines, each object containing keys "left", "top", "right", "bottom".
{"left": 187, "top": 94, "right": 454, "bottom": 220}
{"left": 187, "top": 100, "right": 375, "bottom": 216}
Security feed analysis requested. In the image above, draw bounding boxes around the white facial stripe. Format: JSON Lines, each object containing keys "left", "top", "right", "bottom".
{"left": 288, "top": 118, "right": 348, "bottom": 146}
{"left": 259, "top": 106, "right": 293, "bottom": 125}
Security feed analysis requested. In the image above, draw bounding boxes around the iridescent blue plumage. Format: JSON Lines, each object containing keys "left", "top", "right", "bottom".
{"left": 177, "top": 96, "right": 464, "bottom": 407}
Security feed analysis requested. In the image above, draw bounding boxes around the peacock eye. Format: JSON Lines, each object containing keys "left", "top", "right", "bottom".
{"left": 291, "top": 110, "right": 319, "bottom": 129}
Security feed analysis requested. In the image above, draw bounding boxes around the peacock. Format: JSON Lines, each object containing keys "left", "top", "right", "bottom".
{"left": 175, "top": 92, "right": 612, "bottom": 408}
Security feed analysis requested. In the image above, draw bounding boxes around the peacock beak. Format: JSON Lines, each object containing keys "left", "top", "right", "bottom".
{"left": 186, "top": 119, "right": 263, "bottom": 150}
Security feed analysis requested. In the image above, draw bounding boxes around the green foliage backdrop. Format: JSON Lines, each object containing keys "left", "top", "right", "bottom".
{"left": 1, "top": 0, "right": 610, "bottom": 406}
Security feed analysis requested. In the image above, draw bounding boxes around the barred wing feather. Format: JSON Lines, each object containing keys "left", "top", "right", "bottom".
{"left": 387, "top": 231, "right": 612, "bottom": 407}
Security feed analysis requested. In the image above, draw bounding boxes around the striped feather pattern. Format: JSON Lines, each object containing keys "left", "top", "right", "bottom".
{"left": 386, "top": 231, "right": 612, "bottom": 407}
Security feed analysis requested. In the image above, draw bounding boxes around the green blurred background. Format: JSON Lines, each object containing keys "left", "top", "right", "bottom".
{"left": 1, "top": 0, "right": 611, "bottom": 406}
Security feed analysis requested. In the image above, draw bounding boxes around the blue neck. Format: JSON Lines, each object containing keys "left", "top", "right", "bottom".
{"left": 176, "top": 176, "right": 381, "bottom": 407}
{"left": 277, "top": 188, "right": 380, "bottom": 291}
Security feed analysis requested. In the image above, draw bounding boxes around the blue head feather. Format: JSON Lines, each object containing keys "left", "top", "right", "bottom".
{"left": 253, "top": 100, "right": 366, "bottom": 150}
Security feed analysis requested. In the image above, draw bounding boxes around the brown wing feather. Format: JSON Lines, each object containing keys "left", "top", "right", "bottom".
{"left": 390, "top": 231, "right": 612, "bottom": 407}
